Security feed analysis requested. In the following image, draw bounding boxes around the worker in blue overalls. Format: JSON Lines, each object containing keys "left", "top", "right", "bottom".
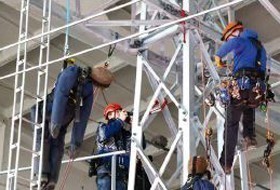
{"left": 215, "top": 21, "right": 267, "bottom": 174}
{"left": 31, "top": 59, "right": 113, "bottom": 190}
{"left": 94, "top": 103, "right": 131, "bottom": 190}
{"left": 89, "top": 103, "right": 152, "bottom": 190}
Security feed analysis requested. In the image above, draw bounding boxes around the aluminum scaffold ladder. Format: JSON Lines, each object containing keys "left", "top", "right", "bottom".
{"left": 30, "top": 0, "right": 52, "bottom": 189}
{"left": 6, "top": 0, "right": 52, "bottom": 189}
{"left": 6, "top": 0, "right": 31, "bottom": 189}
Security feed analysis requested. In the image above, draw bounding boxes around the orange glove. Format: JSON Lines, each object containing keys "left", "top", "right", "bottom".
{"left": 214, "top": 55, "right": 226, "bottom": 68}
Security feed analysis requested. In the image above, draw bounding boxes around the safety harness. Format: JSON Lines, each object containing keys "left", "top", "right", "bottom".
{"left": 219, "top": 38, "right": 268, "bottom": 108}
{"left": 88, "top": 121, "right": 131, "bottom": 181}
{"left": 73, "top": 66, "right": 92, "bottom": 122}
{"left": 51, "top": 62, "right": 92, "bottom": 123}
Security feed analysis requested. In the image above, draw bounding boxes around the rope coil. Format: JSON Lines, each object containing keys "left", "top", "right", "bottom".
{"left": 262, "top": 132, "right": 275, "bottom": 173}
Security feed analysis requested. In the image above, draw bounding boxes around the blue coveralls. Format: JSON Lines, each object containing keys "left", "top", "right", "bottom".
{"left": 182, "top": 175, "right": 215, "bottom": 190}
{"left": 95, "top": 119, "right": 131, "bottom": 190}
{"left": 216, "top": 29, "right": 267, "bottom": 168}
{"left": 30, "top": 65, "right": 94, "bottom": 183}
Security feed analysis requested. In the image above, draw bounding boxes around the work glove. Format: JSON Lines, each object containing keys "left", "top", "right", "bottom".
{"left": 68, "top": 144, "right": 80, "bottom": 159}
{"left": 214, "top": 55, "right": 226, "bottom": 68}
{"left": 49, "top": 122, "right": 61, "bottom": 139}
{"left": 118, "top": 110, "right": 128, "bottom": 122}
{"left": 88, "top": 159, "right": 97, "bottom": 177}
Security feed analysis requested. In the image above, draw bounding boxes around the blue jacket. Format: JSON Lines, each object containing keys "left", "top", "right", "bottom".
{"left": 216, "top": 29, "right": 267, "bottom": 74}
{"left": 51, "top": 65, "right": 94, "bottom": 148}
{"left": 182, "top": 175, "right": 215, "bottom": 190}
{"left": 96, "top": 119, "right": 131, "bottom": 168}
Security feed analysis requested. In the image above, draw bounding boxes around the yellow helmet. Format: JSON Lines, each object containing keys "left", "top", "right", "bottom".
{"left": 65, "top": 58, "right": 75, "bottom": 64}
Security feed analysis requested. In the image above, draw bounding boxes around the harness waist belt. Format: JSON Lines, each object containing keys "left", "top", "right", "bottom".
{"left": 234, "top": 69, "right": 265, "bottom": 80}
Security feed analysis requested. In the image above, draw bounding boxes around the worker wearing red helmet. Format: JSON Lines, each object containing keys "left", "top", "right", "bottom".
{"left": 215, "top": 21, "right": 267, "bottom": 175}
{"left": 94, "top": 103, "right": 131, "bottom": 190}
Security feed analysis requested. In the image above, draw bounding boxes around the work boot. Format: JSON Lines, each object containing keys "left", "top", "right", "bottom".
{"left": 32, "top": 175, "right": 48, "bottom": 190}
{"left": 43, "top": 182, "right": 56, "bottom": 190}
{"left": 242, "top": 136, "right": 257, "bottom": 151}
{"left": 222, "top": 166, "right": 232, "bottom": 175}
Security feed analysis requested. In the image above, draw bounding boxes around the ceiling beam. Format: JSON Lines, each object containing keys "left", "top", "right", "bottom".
{"left": 0, "top": 2, "right": 61, "bottom": 68}
{"left": 85, "top": 19, "right": 174, "bottom": 27}
{"left": 29, "top": 0, "right": 137, "bottom": 66}
{"left": 0, "top": 0, "right": 136, "bottom": 68}
{"left": 264, "top": 37, "right": 280, "bottom": 56}
{"left": 259, "top": 0, "right": 280, "bottom": 24}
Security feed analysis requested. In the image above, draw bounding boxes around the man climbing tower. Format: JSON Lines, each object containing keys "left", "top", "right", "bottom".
{"left": 215, "top": 21, "right": 267, "bottom": 174}
{"left": 30, "top": 58, "right": 114, "bottom": 190}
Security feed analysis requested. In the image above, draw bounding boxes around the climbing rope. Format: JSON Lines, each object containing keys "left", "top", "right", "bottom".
{"left": 262, "top": 60, "right": 275, "bottom": 182}
{"left": 59, "top": 159, "right": 73, "bottom": 190}
{"left": 262, "top": 131, "right": 275, "bottom": 173}
{"left": 205, "top": 128, "right": 213, "bottom": 170}
{"left": 93, "top": 87, "right": 100, "bottom": 106}
{"left": 101, "top": 89, "right": 109, "bottom": 105}
{"left": 245, "top": 139, "right": 254, "bottom": 190}
{"left": 64, "top": 0, "right": 71, "bottom": 56}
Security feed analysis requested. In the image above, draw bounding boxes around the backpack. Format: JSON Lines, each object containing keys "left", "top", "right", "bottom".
{"left": 182, "top": 175, "right": 215, "bottom": 190}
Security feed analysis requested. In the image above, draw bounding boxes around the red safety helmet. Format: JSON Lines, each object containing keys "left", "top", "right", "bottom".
{"left": 221, "top": 21, "right": 244, "bottom": 41}
{"left": 103, "top": 103, "right": 122, "bottom": 120}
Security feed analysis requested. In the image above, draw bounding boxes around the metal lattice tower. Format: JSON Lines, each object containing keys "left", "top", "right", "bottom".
{"left": 126, "top": 1, "right": 231, "bottom": 188}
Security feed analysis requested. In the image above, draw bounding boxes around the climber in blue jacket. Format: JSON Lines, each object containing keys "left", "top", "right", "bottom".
{"left": 30, "top": 59, "right": 113, "bottom": 190}
{"left": 215, "top": 22, "right": 267, "bottom": 175}
{"left": 215, "top": 23, "right": 267, "bottom": 74}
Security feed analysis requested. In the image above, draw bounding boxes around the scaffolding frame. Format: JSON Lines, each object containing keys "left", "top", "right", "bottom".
{"left": 30, "top": 0, "right": 52, "bottom": 189}
{"left": 0, "top": 0, "right": 279, "bottom": 189}
{"left": 6, "top": 0, "right": 31, "bottom": 189}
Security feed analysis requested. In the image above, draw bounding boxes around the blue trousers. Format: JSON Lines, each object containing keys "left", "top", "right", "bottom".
{"left": 30, "top": 100, "right": 74, "bottom": 183}
{"left": 96, "top": 165, "right": 127, "bottom": 190}
{"left": 96, "top": 174, "right": 127, "bottom": 190}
